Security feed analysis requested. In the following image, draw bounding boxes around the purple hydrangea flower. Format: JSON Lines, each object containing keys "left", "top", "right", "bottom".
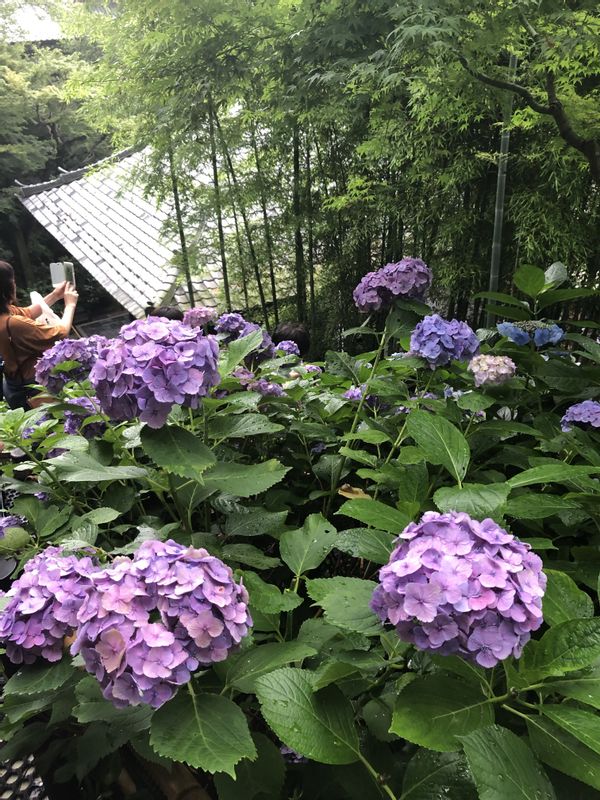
{"left": 231, "top": 367, "right": 255, "bottom": 386}
{"left": 0, "top": 515, "right": 25, "bottom": 537}
{"left": 280, "top": 746, "right": 307, "bottom": 764}
{"left": 240, "top": 322, "right": 275, "bottom": 361}
{"left": 304, "top": 364, "right": 322, "bottom": 374}
{"left": 90, "top": 317, "right": 221, "bottom": 429}
{"left": 410, "top": 315, "right": 480, "bottom": 367}
{"left": 72, "top": 540, "right": 251, "bottom": 708}
{"left": 275, "top": 340, "right": 300, "bottom": 356}
{"left": 0, "top": 547, "right": 98, "bottom": 664}
{"left": 353, "top": 258, "right": 432, "bottom": 313}
{"left": 561, "top": 400, "right": 600, "bottom": 432}
{"left": 343, "top": 385, "right": 365, "bottom": 401}
{"left": 215, "top": 313, "right": 248, "bottom": 337}
{"left": 35, "top": 336, "right": 109, "bottom": 395}
{"left": 248, "top": 378, "right": 285, "bottom": 397}
{"left": 63, "top": 397, "right": 107, "bottom": 439}
{"left": 497, "top": 321, "right": 564, "bottom": 348}
{"left": 183, "top": 307, "right": 217, "bottom": 329}
{"left": 371, "top": 511, "right": 546, "bottom": 668}
{"left": 468, "top": 355, "right": 516, "bottom": 387}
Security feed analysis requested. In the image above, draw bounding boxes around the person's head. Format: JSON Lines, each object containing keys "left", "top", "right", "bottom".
{"left": 0, "top": 261, "right": 16, "bottom": 314}
{"left": 151, "top": 306, "right": 184, "bottom": 321}
{"left": 272, "top": 321, "right": 310, "bottom": 356}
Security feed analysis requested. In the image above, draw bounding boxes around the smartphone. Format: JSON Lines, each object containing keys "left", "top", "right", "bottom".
{"left": 50, "top": 262, "right": 75, "bottom": 288}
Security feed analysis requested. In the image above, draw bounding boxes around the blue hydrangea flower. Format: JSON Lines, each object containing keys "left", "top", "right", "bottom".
{"left": 410, "top": 315, "right": 480, "bottom": 367}
{"left": 496, "top": 322, "right": 531, "bottom": 346}
{"left": 533, "top": 324, "right": 564, "bottom": 347}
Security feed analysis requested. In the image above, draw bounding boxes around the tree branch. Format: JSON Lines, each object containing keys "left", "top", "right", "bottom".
{"left": 457, "top": 54, "right": 552, "bottom": 115}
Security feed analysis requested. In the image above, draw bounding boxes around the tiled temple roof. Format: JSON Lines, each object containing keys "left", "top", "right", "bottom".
{"left": 18, "top": 150, "right": 223, "bottom": 318}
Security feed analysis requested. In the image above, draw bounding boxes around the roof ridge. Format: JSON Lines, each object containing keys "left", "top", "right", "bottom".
{"left": 17, "top": 148, "right": 139, "bottom": 197}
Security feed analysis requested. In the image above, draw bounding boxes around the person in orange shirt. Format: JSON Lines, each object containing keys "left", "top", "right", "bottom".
{"left": 0, "top": 260, "right": 79, "bottom": 409}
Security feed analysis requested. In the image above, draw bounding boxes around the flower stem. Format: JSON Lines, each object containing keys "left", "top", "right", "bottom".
{"left": 357, "top": 751, "right": 398, "bottom": 800}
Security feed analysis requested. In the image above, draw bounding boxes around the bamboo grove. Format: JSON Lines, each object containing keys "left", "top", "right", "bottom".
{"left": 53, "top": 0, "right": 600, "bottom": 345}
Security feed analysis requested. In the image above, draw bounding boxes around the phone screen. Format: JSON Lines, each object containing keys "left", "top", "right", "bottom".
{"left": 50, "top": 262, "right": 75, "bottom": 287}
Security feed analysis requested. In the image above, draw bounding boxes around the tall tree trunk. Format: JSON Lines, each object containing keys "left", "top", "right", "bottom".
{"left": 293, "top": 123, "right": 306, "bottom": 323}
{"left": 224, "top": 166, "right": 250, "bottom": 312}
{"left": 207, "top": 95, "right": 232, "bottom": 311}
{"left": 13, "top": 220, "right": 34, "bottom": 288}
{"left": 214, "top": 112, "right": 269, "bottom": 327}
{"left": 305, "top": 131, "right": 316, "bottom": 329}
{"left": 168, "top": 144, "right": 194, "bottom": 308}
{"left": 250, "top": 119, "right": 278, "bottom": 325}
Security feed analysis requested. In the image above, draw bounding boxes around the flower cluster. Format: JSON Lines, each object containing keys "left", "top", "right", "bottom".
{"left": 183, "top": 307, "right": 217, "bottom": 328}
{"left": 90, "top": 317, "right": 220, "bottom": 428}
{"left": 72, "top": 540, "right": 251, "bottom": 708}
{"left": 343, "top": 385, "right": 365, "bottom": 401}
{"left": 215, "top": 313, "right": 247, "bottom": 338}
{"left": 0, "top": 515, "right": 25, "bottom": 537}
{"left": 497, "top": 321, "right": 564, "bottom": 348}
{"left": 561, "top": 400, "right": 600, "bottom": 432}
{"left": 353, "top": 258, "right": 432, "bottom": 313}
{"left": 468, "top": 355, "right": 516, "bottom": 387}
{"left": 64, "top": 397, "right": 107, "bottom": 439}
{"left": 371, "top": 511, "right": 546, "bottom": 668}
{"left": 410, "top": 314, "right": 480, "bottom": 367}
{"left": 35, "top": 336, "right": 109, "bottom": 394}
{"left": 248, "top": 378, "right": 285, "bottom": 397}
{"left": 275, "top": 340, "right": 300, "bottom": 356}
{"left": 0, "top": 547, "right": 98, "bottom": 664}
{"left": 231, "top": 367, "right": 255, "bottom": 386}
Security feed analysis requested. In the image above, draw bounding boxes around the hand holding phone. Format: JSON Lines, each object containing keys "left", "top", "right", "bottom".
{"left": 50, "top": 262, "right": 76, "bottom": 288}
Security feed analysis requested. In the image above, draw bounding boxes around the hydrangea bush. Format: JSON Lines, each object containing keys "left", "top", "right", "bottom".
{"left": 0, "top": 260, "right": 598, "bottom": 798}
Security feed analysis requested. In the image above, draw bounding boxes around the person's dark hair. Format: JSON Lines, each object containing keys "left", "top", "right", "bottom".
{"left": 272, "top": 321, "right": 310, "bottom": 356}
{"left": 151, "top": 306, "right": 184, "bottom": 321}
{"left": 0, "top": 261, "right": 16, "bottom": 314}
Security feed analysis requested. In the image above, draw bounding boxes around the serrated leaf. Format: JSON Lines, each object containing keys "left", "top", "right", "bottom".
{"left": 150, "top": 692, "right": 256, "bottom": 777}
{"left": 514, "top": 265, "right": 546, "bottom": 298}
{"left": 505, "top": 494, "right": 583, "bottom": 519}
{"left": 227, "top": 642, "right": 317, "bottom": 693}
{"left": 336, "top": 498, "right": 411, "bottom": 533}
{"left": 543, "top": 668, "right": 600, "bottom": 710}
{"left": 461, "top": 724, "right": 555, "bottom": 800}
{"left": 208, "top": 413, "right": 284, "bottom": 439}
{"left": 214, "top": 733, "right": 285, "bottom": 800}
{"left": 527, "top": 715, "right": 600, "bottom": 791}
{"left": 316, "top": 579, "right": 381, "bottom": 636}
{"left": 543, "top": 570, "right": 594, "bottom": 627}
{"left": 255, "top": 667, "right": 359, "bottom": 764}
{"left": 79, "top": 507, "right": 120, "bottom": 525}
{"left": 401, "top": 749, "right": 478, "bottom": 800}
{"left": 434, "top": 483, "right": 509, "bottom": 517}
{"left": 243, "top": 571, "right": 302, "bottom": 613}
{"left": 74, "top": 676, "right": 152, "bottom": 729}
{"left": 224, "top": 508, "right": 288, "bottom": 538}
{"left": 5, "top": 658, "right": 74, "bottom": 696}
{"left": 141, "top": 425, "right": 216, "bottom": 478}
{"left": 221, "top": 329, "right": 265, "bottom": 376}
{"left": 529, "top": 619, "right": 600, "bottom": 679}
{"left": 280, "top": 513, "right": 337, "bottom": 576}
{"left": 543, "top": 261, "right": 568, "bottom": 288}
{"left": 221, "top": 543, "right": 281, "bottom": 569}
{"left": 407, "top": 411, "right": 470, "bottom": 484}
{"left": 334, "top": 528, "right": 394, "bottom": 564}
{"left": 390, "top": 675, "right": 492, "bottom": 751}
{"left": 203, "top": 460, "right": 290, "bottom": 498}
{"left": 508, "top": 465, "right": 600, "bottom": 489}
{"left": 540, "top": 706, "right": 600, "bottom": 755}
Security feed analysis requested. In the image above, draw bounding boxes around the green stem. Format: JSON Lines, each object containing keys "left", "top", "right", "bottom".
{"left": 358, "top": 751, "right": 398, "bottom": 800}
{"left": 324, "top": 332, "right": 388, "bottom": 517}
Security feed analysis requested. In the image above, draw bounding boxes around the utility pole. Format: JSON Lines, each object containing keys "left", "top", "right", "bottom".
{"left": 486, "top": 53, "right": 518, "bottom": 328}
